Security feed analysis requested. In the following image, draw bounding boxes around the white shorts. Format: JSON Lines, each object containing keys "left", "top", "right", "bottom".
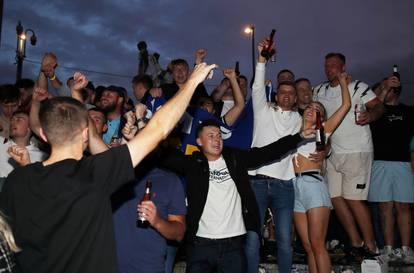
{"left": 326, "top": 152, "right": 373, "bottom": 200}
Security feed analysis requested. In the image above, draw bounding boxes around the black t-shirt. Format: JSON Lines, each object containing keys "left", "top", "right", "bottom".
{"left": 370, "top": 103, "right": 414, "bottom": 161}
{"left": 0, "top": 145, "right": 134, "bottom": 273}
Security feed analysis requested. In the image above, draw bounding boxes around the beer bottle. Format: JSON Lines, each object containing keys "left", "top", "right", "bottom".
{"left": 392, "top": 65, "right": 401, "bottom": 93}
{"left": 235, "top": 61, "right": 240, "bottom": 77}
{"left": 261, "top": 29, "right": 276, "bottom": 61}
{"left": 137, "top": 180, "right": 152, "bottom": 228}
{"left": 315, "top": 111, "right": 325, "bottom": 151}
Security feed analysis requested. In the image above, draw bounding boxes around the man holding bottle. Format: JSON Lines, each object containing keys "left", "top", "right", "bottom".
{"left": 313, "top": 53, "right": 384, "bottom": 259}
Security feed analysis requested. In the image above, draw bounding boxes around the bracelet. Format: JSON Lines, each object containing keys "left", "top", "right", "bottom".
{"left": 49, "top": 74, "right": 56, "bottom": 81}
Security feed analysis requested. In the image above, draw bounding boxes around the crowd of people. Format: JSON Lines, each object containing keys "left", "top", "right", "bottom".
{"left": 0, "top": 34, "right": 413, "bottom": 273}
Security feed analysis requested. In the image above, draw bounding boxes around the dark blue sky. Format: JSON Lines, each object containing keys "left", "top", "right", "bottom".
{"left": 1, "top": 0, "right": 413, "bottom": 103}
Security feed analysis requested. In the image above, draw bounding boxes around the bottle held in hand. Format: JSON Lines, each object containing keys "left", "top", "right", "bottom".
{"left": 354, "top": 102, "right": 366, "bottom": 124}
{"left": 315, "top": 111, "right": 325, "bottom": 151}
{"left": 137, "top": 180, "right": 152, "bottom": 228}
{"left": 261, "top": 29, "right": 276, "bottom": 61}
{"left": 392, "top": 65, "right": 401, "bottom": 93}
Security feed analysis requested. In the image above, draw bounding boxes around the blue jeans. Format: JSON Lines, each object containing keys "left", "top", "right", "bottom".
{"left": 245, "top": 177, "right": 294, "bottom": 273}
{"left": 186, "top": 235, "right": 246, "bottom": 273}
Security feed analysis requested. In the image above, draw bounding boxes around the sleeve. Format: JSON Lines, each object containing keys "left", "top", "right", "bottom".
{"left": 410, "top": 136, "right": 414, "bottom": 152}
{"left": 89, "top": 145, "right": 135, "bottom": 195}
{"left": 55, "top": 85, "right": 71, "bottom": 97}
{"left": 242, "top": 133, "right": 303, "bottom": 169}
{"left": 358, "top": 82, "right": 377, "bottom": 104}
{"left": 158, "top": 148, "right": 188, "bottom": 176}
{"left": 167, "top": 174, "right": 187, "bottom": 216}
{"left": 252, "top": 63, "right": 268, "bottom": 114}
{"left": 0, "top": 171, "right": 18, "bottom": 227}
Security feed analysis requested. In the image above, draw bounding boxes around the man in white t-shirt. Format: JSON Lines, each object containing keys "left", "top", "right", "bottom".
{"left": 0, "top": 111, "right": 46, "bottom": 190}
{"left": 313, "top": 52, "right": 384, "bottom": 257}
{"left": 245, "top": 39, "right": 304, "bottom": 273}
{"left": 161, "top": 119, "right": 315, "bottom": 273}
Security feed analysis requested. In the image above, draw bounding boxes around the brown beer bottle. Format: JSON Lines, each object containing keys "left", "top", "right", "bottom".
{"left": 315, "top": 111, "right": 326, "bottom": 151}
{"left": 137, "top": 180, "right": 152, "bottom": 228}
{"left": 235, "top": 61, "right": 240, "bottom": 77}
{"left": 261, "top": 29, "right": 276, "bottom": 61}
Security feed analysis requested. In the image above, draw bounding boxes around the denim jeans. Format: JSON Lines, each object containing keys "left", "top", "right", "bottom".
{"left": 186, "top": 235, "right": 246, "bottom": 273}
{"left": 245, "top": 177, "right": 294, "bottom": 273}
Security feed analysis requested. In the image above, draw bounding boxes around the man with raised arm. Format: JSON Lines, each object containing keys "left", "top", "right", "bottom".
{"left": 0, "top": 63, "right": 217, "bottom": 273}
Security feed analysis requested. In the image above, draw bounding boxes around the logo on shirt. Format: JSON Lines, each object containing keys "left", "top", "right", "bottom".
{"left": 387, "top": 114, "right": 403, "bottom": 122}
{"left": 209, "top": 168, "right": 232, "bottom": 184}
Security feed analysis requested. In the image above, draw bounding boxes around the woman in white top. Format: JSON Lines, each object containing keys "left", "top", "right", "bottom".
{"left": 293, "top": 72, "right": 351, "bottom": 273}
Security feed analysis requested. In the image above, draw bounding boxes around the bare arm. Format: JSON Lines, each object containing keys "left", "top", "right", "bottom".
{"left": 222, "top": 69, "right": 245, "bottom": 126}
{"left": 324, "top": 72, "right": 352, "bottom": 133}
{"left": 138, "top": 201, "right": 186, "bottom": 241}
{"left": 211, "top": 81, "right": 230, "bottom": 102}
{"left": 127, "top": 63, "right": 217, "bottom": 167}
{"left": 29, "top": 87, "right": 50, "bottom": 137}
{"left": 70, "top": 72, "right": 87, "bottom": 103}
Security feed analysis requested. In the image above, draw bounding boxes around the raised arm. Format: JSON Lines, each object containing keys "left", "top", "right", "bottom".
{"left": 30, "top": 87, "right": 50, "bottom": 137}
{"left": 127, "top": 63, "right": 217, "bottom": 167}
{"left": 324, "top": 72, "right": 352, "bottom": 133}
{"left": 222, "top": 68, "right": 245, "bottom": 126}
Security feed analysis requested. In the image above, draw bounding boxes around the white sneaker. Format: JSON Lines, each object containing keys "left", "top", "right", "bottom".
{"left": 402, "top": 246, "right": 414, "bottom": 264}
{"left": 380, "top": 245, "right": 393, "bottom": 261}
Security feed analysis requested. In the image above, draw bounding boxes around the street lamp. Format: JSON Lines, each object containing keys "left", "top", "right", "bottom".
{"left": 244, "top": 25, "right": 255, "bottom": 86}
{"left": 16, "top": 21, "right": 37, "bottom": 82}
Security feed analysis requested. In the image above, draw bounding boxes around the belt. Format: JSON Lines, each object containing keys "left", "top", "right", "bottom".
{"left": 295, "top": 171, "right": 322, "bottom": 182}
{"left": 250, "top": 174, "right": 274, "bottom": 179}
{"left": 194, "top": 235, "right": 245, "bottom": 243}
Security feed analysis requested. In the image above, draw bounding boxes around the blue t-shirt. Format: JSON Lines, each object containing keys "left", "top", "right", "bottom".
{"left": 112, "top": 168, "right": 186, "bottom": 273}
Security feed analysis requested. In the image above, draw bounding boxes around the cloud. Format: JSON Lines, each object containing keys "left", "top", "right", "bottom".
{"left": 1, "top": 0, "right": 413, "bottom": 103}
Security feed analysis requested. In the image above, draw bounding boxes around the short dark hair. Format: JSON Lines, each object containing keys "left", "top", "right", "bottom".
{"left": 294, "top": 78, "right": 311, "bottom": 85}
{"left": 277, "top": 81, "right": 296, "bottom": 91}
{"left": 11, "top": 109, "right": 29, "bottom": 117}
{"left": 39, "top": 97, "right": 88, "bottom": 147}
{"left": 325, "top": 52, "right": 346, "bottom": 64}
{"left": 15, "top": 79, "right": 35, "bottom": 90}
{"left": 0, "top": 84, "right": 20, "bottom": 103}
{"left": 170, "top": 59, "right": 189, "bottom": 70}
{"left": 238, "top": 75, "right": 248, "bottom": 82}
{"left": 277, "top": 69, "right": 295, "bottom": 80}
{"left": 196, "top": 119, "right": 220, "bottom": 138}
{"left": 88, "top": 107, "right": 107, "bottom": 123}
{"left": 132, "top": 74, "right": 153, "bottom": 91}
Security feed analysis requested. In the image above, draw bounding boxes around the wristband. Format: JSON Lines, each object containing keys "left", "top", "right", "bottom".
{"left": 49, "top": 74, "right": 56, "bottom": 81}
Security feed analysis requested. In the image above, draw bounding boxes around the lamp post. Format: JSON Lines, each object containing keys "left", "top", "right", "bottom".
{"left": 244, "top": 25, "right": 255, "bottom": 86}
{"left": 16, "top": 21, "right": 37, "bottom": 82}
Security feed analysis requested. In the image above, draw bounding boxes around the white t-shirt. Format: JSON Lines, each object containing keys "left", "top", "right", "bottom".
{"left": 196, "top": 156, "right": 246, "bottom": 239}
{"left": 313, "top": 80, "right": 376, "bottom": 153}
{"left": 220, "top": 100, "right": 234, "bottom": 117}
{"left": 249, "top": 63, "right": 302, "bottom": 180}
{"left": 0, "top": 137, "right": 46, "bottom": 178}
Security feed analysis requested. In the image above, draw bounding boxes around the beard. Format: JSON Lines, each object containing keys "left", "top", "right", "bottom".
{"left": 100, "top": 100, "right": 117, "bottom": 113}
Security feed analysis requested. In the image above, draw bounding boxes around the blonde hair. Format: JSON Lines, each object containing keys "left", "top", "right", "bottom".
{"left": 0, "top": 211, "right": 20, "bottom": 252}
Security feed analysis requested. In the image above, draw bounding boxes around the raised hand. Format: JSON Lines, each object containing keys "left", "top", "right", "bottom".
{"left": 338, "top": 72, "right": 351, "bottom": 86}
{"left": 195, "top": 48, "right": 208, "bottom": 65}
{"left": 32, "top": 87, "right": 50, "bottom": 103}
{"left": 7, "top": 145, "right": 31, "bottom": 166}
{"left": 72, "top": 72, "right": 88, "bottom": 91}
{"left": 223, "top": 68, "right": 237, "bottom": 80}
{"left": 189, "top": 63, "right": 218, "bottom": 84}
{"left": 41, "top": 52, "right": 57, "bottom": 78}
